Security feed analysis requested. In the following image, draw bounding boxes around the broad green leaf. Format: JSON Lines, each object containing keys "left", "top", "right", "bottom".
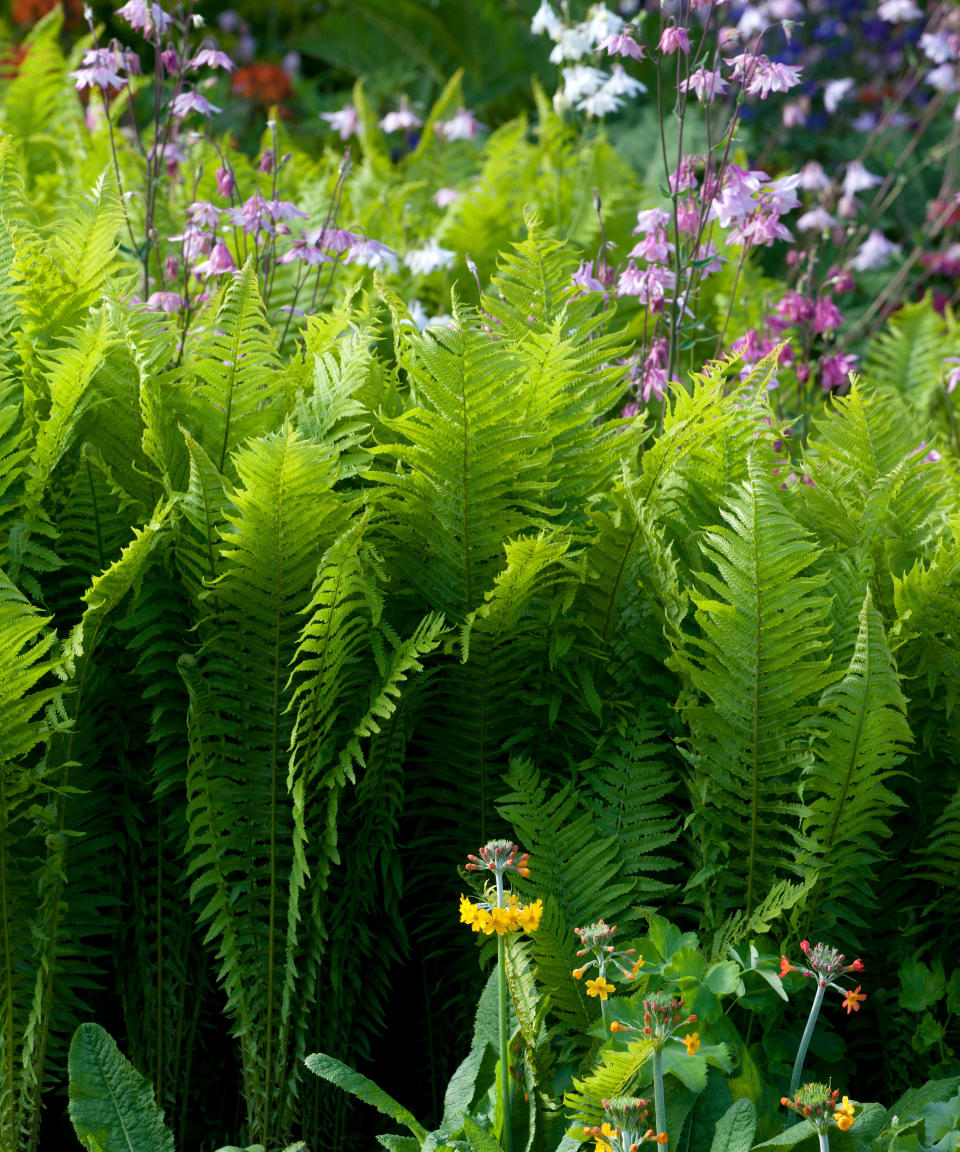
{"left": 462, "top": 1113, "right": 504, "bottom": 1152}
{"left": 304, "top": 1053, "right": 427, "bottom": 1141}
{"left": 708, "top": 1097, "right": 756, "bottom": 1152}
{"left": 68, "top": 1023, "right": 175, "bottom": 1152}
{"left": 899, "top": 958, "right": 946, "bottom": 1012}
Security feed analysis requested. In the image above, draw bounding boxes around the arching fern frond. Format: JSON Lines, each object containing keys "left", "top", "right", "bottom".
{"left": 863, "top": 296, "right": 960, "bottom": 413}
{"left": 673, "top": 455, "right": 834, "bottom": 929}
{"left": 799, "top": 587, "right": 911, "bottom": 940}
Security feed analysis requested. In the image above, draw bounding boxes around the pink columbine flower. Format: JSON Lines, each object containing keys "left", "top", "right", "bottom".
{"left": 820, "top": 352, "right": 858, "bottom": 391}
{"left": 732, "top": 54, "right": 803, "bottom": 99}
{"left": 850, "top": 229, "right": 902, "bottom": 271}
{"left": 267, "top": 199, "right": 308, "bottom": 223}
{"left": 171, "top": 91, "right": 221, "bottom": 118}
{"left": 194, "top": 240, "right": 237, "bottom": 278}
{"left": 70, "top": 48, "right": 128, "bottom": 92}
{"left": 782, "top": 101, "right": 808, "bottom": 128}
{"left": 228, "top": 193, "right": 270, "bottom": 235}
{"left": 435, "top": 108, "right": 485, "bottom": 141}
{"left": 379, "top": 99, "right": 421, "bottom": 133}
{"left": 572, "top": 260, "right": 606, "bottom": 293}
{"left": 776, "top": 291, "right": 815, "bottom": 325}
{"left": 634, "top": 208, "right": 671, "bottom": 234}
{"left": 404, "top": 238, "right": 456, "bottom": 276}
{"left": 878, "top": 0, "right": 922, "bottom": 21}
{"left": 321, "top": 104, "right": 359, "bottom": 141}
{"left": 190, "top": 47, "right": 236, "bottom": 71}
{"left": 677, "top": 198, "right": 699, "bottom": 237}
{"left": 305, "top": 228, "right": 361, "bottom": 252}
{"left": 762, "top": 174, "right": 802, "bottom": 215}
{"left": 598, "top": 32, "right": 645, "bottom": 60}
{"left": 115, "top": 0, "right": 172, "bottom": 35}
{"left": 433, "top": 187, "right": 460, "bottom": 208}
{"left": 813, "top": 295, "right": 844, "bottom": 334}
{"left": 144, "top": 290, "right": 184, "bottom": 313}
{"left": 277, "top": 239, "right": 332, "bottom": 266}
{"left": 658, "top": 25, "right": 691, "bottom": 54}
{"left": 842, "top": 160, "right": 882, "bottom": 197}
{"left": 630, "top": 227, "right": 672, "bottom": 263}
{"left": 187, "top": 201, "right": 222, "bottom": 229}
{"left": 796, "top": 207, "right": 838, "bottom": 232}
{"left": 799, "top": 160, "right": 830, "bottom": 191}
{"left": 679, "top": 67, "right": 729, "bottom": 103}
{"left": 616, "top": 263, "right": 675, "bottom": 307}
{"left": 728, "top": 210, "right": 793, "bottom": 247}
{"left": 215, "top": 166, "right": 236, "bottom": 199}
{"left": 344, "top": 237, "right": 399, "bottom": 272}
{"left": 169, "top": 225, "right": 210, "bottom": 262}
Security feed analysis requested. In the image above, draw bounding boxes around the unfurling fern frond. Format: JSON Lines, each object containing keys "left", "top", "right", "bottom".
{"left": 674, "top": 455, "right": 834, "bottom": 929}
{"left": 799, "top": 588, "right": 911, "bottom": 939}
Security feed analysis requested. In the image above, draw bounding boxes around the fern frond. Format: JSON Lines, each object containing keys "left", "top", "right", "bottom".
{"left": 184, "top": 261, "right": 288, "bottom": 474}
{"left": 580, "top": 703, "right": 682, "bottom": 904}
{"left": 673, "top": 455, "right": 834, "bottom": 927}
{"left": 564, "top": 1037, "right": 655, "bottom": 1131}
{"left": 863, "top": 296, "right": 960, "bottom": 412}
{"left": 799, "top": 588, "right": 911, "bottom": 937}
{"left": 497, "top": 758, "right": 636, "bottom": 1037}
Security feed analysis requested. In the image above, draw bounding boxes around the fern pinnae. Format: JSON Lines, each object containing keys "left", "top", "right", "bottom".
{"left": 674, "top": 454, "right": 834, "bottom": 926}
{"left": 799, "top": 587, "right": 912, "bottom": 935}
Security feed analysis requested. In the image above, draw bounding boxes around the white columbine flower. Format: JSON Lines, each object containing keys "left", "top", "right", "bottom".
{"left": 531, "top": 0, "right": 563, "bottom": 40}
{"left": 561, "top": 64, "right": 607, "bottom": 102}
{"left": 404, "top": 238, "right": 456, "bottom": 276}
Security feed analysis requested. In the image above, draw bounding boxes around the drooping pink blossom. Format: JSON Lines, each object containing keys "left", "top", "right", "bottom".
{"left": 850, "top": 229, "right": 901, "bottom": 271}
{"left": 190, "top": 48, "right": 236, "bottom": 71}
{"left": 820, "top": 352, "right": 858, "bottom": 391}
{"left": 598, "top": 32, "right": 645, "bottom": 60}
{"left": 679, "top": 66, "right": 729, "bottom": 104}
{"left": 194, "top": 240, "right": 237, "bottom": 278}
{"left": 379, "top": 99, "right": 422, "bottom": 133}
{"left": 171, "top": 90, "right": 221, "bottom": 118}
{"left": 321, "top": 104, "right": 359, "bottom": 141}
{"left": 812, "top": 295, "right": 844, "bottom": 334}
{"left": 658, "top": 26, "right": 690, "bottom": 55}
{"left": 435, "top": 108, "right": 485, "bottom": 141}
{"left": 115, "top": 1, "right": 172, "bottom": 35}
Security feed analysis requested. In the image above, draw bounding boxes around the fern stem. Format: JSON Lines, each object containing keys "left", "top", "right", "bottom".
{"left": 789, "top": 981, "right": 826, "bottom": 1101}
{"left": 652, "top": 1046, "right": 667, "bottom": 1152}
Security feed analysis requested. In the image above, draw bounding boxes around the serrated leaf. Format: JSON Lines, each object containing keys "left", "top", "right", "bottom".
{"left": 708, "top": 1097, "right": 756, "bottom": 1152}
{"left": 304, "top": 1053, "right": 427, "bottom": 1141}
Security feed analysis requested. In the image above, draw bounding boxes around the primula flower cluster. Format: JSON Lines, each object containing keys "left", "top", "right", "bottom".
{"left": 459, "top": 840, "right": 542, "bottom": 937}
{"left": 779, "top": 941, "right": 866, "bottom": 1013}
{"left": 571, "top": 919, "right": 643, "bottom": 997}
{"left": 781, "top": 1084, "right": 857, "bottom": 1134}
{"left": 584, "top": 1097, "right": 667, "bottom": 1152}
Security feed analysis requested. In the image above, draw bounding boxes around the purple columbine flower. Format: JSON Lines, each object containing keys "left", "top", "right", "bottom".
{"left": 171, "top": 90, "right": 221, "bottom": 118}
{"left": 277, "top": 239, "right": 332, "bottom": 266}
{"left": 195, "top": 240, "right": 237, "bottom": 278}
{"left": 850, "top": 230, "right": 901, "bottom": 272}
{"left": 144, "top": 290, "right": 185, "bottom": 312}
{"left": 190, "top": 47, "right": 236, "bottom": 71}
{"left": 70, "top": 48, "right": 128, "bottom": 92}
{"left": 215, "top": 166, "right": 236, "bottom": 198}
{"left": 115, "top": 1, "right": 173, "bottom": 35}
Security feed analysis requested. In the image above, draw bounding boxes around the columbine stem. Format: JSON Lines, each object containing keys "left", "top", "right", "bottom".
{"left": 789, "top": 982, "right": 826, "bottom": 1099}
{"left": 497, "top": 934, "right": 512, "bottom": 1152}
{"left": 652, "top": 1047, "right": 667, "bottom": 1152}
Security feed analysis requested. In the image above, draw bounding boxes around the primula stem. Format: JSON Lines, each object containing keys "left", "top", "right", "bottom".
{"left": 652, "top": 1047, "right": 668, "bottom": 1152}
{"left": 497, "top": 933, "right": 513, "bottom": 1152}
{"left": 789, "top": 981, "right": 826, "bottom": 1099}
{"left": 818, "top": 1131, "right": 830, "bottom": 1152}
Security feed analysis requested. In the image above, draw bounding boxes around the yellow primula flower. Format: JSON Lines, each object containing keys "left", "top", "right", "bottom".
{"left": 489, "top": 906, "right": 515, "bottom": 935}
{"left": 627, "top": 955, "right": 644, "bottom": 980}
{"left": 459, "top": 894, "right": 479, "bottom": 926}
{"left": 595, "top": 1121, "right": 617, "bottom": 1152}
{"left": 837, "top": 1096, "right": 855, "bottom": 1118}
{"left": 517, "top": 898, "right": 543, "bottom": 933}
{"left": 683, "top": 1032, "right": 701, "bottom": 1056}
{"left": 836, "top": 1114, "right": 854, "bottom": 1131}
{"left": 585, "top": 976, "right": 616, "bottom": 1001}
{"left": 475, "top": 907, "right": 493, "bottom": 934}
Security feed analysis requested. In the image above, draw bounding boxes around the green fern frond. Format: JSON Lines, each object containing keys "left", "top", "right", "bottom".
{"left": 673, "top": 455, "right": 834, "bottom": 927}
{"left": 580, "top": 703, "right": 682, "bottom": 904}
{"left": 564, "top": 1037, "right": 655, "bottom": 1131}
{"left": 911, "top": 781, "right": 960, "bottom": 905}
{"left": 497, "top": 758, "right": 636, "bottom": 1036}
{"left": 863, "top": 296, "right": 960, "bottom": 412}
{"left": 185, "top": 261, "right": 288, "bottom": 474}
{"left": 710, "top": 876, "right": 818, "bottom": 961}
{"left": 799, "top": 588, "right": 911, "bottom": 936}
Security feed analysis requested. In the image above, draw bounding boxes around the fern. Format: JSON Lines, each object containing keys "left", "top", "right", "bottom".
{"left": 496, "top": 758, "right": 637, "bottom": 1037}
{"left": 673, "top": 454, "right": 834, "bottom": 928}
{"left": 799, "top": 588, "right": 912, "bottom": 939}
{"left": 863, "top": 296, "right": 960, "bottom": 413}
